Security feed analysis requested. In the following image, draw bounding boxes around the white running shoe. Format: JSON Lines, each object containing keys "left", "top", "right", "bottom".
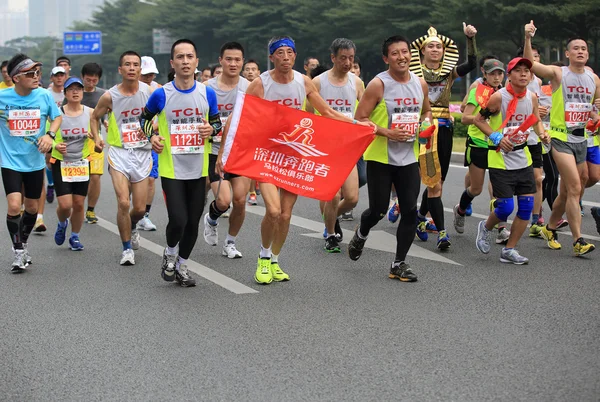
{"left": 203, "top": 213, "right": 218, "bottom": 246}
{"left": 495, "top": 227, "right": 511, "bottom": 244}
{"left": 11, "top": 249, "right": 27, "bottom": 273}
{"left": 222, "top": 242, "right": 242, "bottom": 259}
{"left": 137, "top": 215, "right": 157, "bottom": 231}
{"left": 131, "top": 230, "right": 141, "bottom": 250}
{"left": 120, "top": 249, "right": 135, "bottom": 266}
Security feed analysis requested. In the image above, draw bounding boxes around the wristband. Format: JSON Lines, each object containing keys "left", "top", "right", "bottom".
{"left": 352, "top": 119, "right": 357, "bottom": 124}
{"left": 489, "top": 131, "right": 503, "bottom": 146}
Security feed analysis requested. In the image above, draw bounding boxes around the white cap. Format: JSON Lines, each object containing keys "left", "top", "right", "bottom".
{"left": 194, "top": 68, "right": 199, "bottom": 74}
{"left": 141, "top": 56, "right": 159, "bottom": 75}
{"left": 51, "top": 66, "right": 66, "bottom": 76}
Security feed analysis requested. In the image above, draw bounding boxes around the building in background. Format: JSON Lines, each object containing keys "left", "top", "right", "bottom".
{"left": 0, "top": 0, "right": 28, "bottom": 46}
{"left": 29, "top": 0, "right": 106, "bottom": 39}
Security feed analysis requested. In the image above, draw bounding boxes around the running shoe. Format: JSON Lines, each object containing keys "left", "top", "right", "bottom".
{"left": 176, "top": 264, "right": 196, "bottom": 287}
{"left": 11, "top": 249, "right": 27, "bottom": 273}
{"left": 203, "top": 213, "right": 218, "bottom": 246}
{"left": 537, "top": 216, "right": 545, "bottom": 225}
{"left": 580, "top": 200, "right": 584, "bottom": 216}
{"left": 496, "top": 227, "right": 511, "bottom": 244}
{"left": 424, "top": 219, "right": 438, "bottom": 232}
{"left": 270, "top": 261, "right": 290, "bottom": 282}
{"left": 222, "top": 242, "right": 243, "bottom": 259}
{"left": 161, "top": 249, "right": 177, "bottom": 282}
{"left": 120, "top": 249, "right": 135, "bottom": 266}
{"left": 69, "top": 235, "right": 84, "bottom": 251}
{"left": 54, "top": 220, "right": 68, "bottom": 246}
{"left": 556, "top": 219, "right": 569, "bottom": 229}
{"left": 591, "top": 207, "right": 600, "bottom": 235}
{"left": 22, "top": 243, "right": 32, "bottom": 266}
{"left": 341, "top": 210, "right": 354, "bottom": 221}
{"left": 334, "top": 218, "right": 343, "bottom": 241}
{"left": 323, "top": 227, "right": 343, "bottom": 241}
{"left": 255, "top": 257, "right": 273, "bottom": 284}
{"left": 500, "top": 248, "right": 529, "bottom": 265}
{"left": 137, "top": 215, "right": 157, "bottom": 231}
{"left": 388, "top": 261, "right": 418, "bottom": 282}
{"left": 436, "top": 230, "right": 451, "bottom": 250}
{"left": 416, "top": 215, "right": 429, "bottom": 242}
{"left": 573, "top": 238, "right": 595, "bottom": 257}
{"left": 247, "top": 193, "right": 258, "bottom": 206}
{"left": 46, "top": 185, "right": 55, "bottom": 203}
{"left": 453, "top": 204, "right": 465, "bottom": 234}
{"left": 529, "top": 224, "right": 542, "bottom": 238}
{"left": 348, "top": 227, "right": 366, "bottom": 261}
{"left": 33, "top": 217, "right": 46, "bottom": 233}
{"left": 540, "top": 225, "right": 561, "bottom": 250}
{"left": 131, "top": 230, "right": 141, "bottom": 250}
{"left": 86, "top": 210, "right": 98, "bottom": 224}
{"left": 476, "top": 220, "right": 491, "bottom": 254}
{"left": 465, "top": 203, "right": 473, "bottom": 217}
{"left": 387, "top": 199, "right": 399, "bottom": 223}
{"left": 324, "top": 235, "right": 341, "bottom": 253}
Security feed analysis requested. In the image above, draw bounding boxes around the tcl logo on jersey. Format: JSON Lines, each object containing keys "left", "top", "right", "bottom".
{"left": 566, "top": 86, "right": 593, "bottom": 94}
{"left": 218, "top": 103, "right": 234, "bottom": 112}
{"left": 325, "top": 99, "right": 352, "bottom": 107}
{"left": 121, "top": 108, "right": 142, "bottom": 118}
{"left": 61, "top": 127, "right": 88, "bottom": 136}
{"left": 172, "top": 108, "right": 205, "bottom": 117}
{"left": 394, "top": 98, "right": 420, "bottom": 106}
{"left": 511, "top": 114, "right": 528, "bottom": 122}
{"left": 273, "top": 98, "right": 302, "bottom": 107}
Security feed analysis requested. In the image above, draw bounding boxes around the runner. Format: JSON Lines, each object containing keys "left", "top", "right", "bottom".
{"left": 0, "top": 53, "right": 62, "bottom": 272}
{"left": 211, "top": 64, "right": 223, "bottom": 78}
{"left": 50, "top": 77, "right": 92, "bottom": 251}
{"left": 453, "top": 58, "right": 506, "bottom": 237}
{"left": 406, "top": 24, "right": 478, "bottom": 250}
{"left": 303, "top": 56, "right": 319, "bottom": 76}
{"left": 242, "top": 59, "right": 261, "bottom": 205}
{"left": 350, "top": 56, "right": 361, "bottom": 78}
{"left": 200, "top": 67, "right": 211, "bottom": 83}
{"left": 216, "top": 35, "right": 373, "bottom": 284}
{"left": 347, "top": 35, "right": 430, "bottom": 281}
{"left": 79, "top": 62, "right": 107, "bottom": 224}
{"left": 137, "top": 56, "right": 161, "bottom": 232}
{"left": 55, "top": 56, "right": 71, "bottom": 78}
{"left": 524, "top": 21, "right": 598, "bottom": 256}
{"left": 581, "top": 66, "right": 600, "bottom": 191}
{"left": 204, "top": 41, "right": 250, "bottom": 258}
{"left": 473, "top": 57, "right": 549, "bottom": 264}
{"left": 139, "top": 38, "right": 221, "bottom": 287}
{"left": 0, "top": 60, "right": 14, "bottom": 89}
{"left": 311, "top": 38, "right": 364, "bottom": 252}
{"left": 91, "top": 50, "right": 153, "bottom": 266}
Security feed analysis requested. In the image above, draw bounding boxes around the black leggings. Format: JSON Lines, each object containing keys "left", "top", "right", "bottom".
{"left": 161, "top": 177, "right": 207, "bottom": 260}
{"left": 542, "top": 151, "right": 559, "bottom": 210}
{"left": 360, "top": 161, "right": 420, "bottom": 262}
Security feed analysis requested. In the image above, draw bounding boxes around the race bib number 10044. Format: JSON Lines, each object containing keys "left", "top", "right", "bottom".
{"left": 9, "top": 109, "right": 41, "bottom": 136}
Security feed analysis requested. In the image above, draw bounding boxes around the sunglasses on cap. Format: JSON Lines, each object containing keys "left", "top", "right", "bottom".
{"left": 16, "top": 69, "right": 40, "bottom": 79}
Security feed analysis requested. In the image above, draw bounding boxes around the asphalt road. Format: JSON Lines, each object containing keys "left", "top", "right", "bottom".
{"left": 1, "top": 157, "right": 599, "bottom": 401}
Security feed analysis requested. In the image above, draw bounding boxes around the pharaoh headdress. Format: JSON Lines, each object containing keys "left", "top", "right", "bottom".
{"left": 409, "top": 27, "right": 459, "bottom": 82}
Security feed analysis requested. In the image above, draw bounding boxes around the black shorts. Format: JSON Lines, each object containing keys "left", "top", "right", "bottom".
{"left": 208, "top": 154, "right": 239, "bottom": 183}
{"left": 464, "top": 142, "right": 488, "bottom": 169}
{"left": 51, "top": 159, "right": 90, "bottom": 197}
{"left": 489, "top": 166, "right": 536, "bottom": 198}
{"left": 1, "top": 167, "right": 44, "bottom": 199}
{"left": 437, "top": 124, "right": 453, "bottom": 181}
{"left": 527, "top": 143, "right": 543, "bottom": 168}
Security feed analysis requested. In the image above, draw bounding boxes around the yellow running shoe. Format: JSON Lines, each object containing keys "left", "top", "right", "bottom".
{"left": 255, "top": 258, "right": 273, "bottom": 284}
{"left": 529, "top": 224, "right": 542, "bottom": 238}
{"left": 540, "top": 225, "right": 561, "bottom": 250}
{"left": 86, "top": 210, "right": 98, "bottom": 224}
{"left": 573, "top": 238, "right": 595, "bottom": 257}
{"left": 270, "top": 261, "right": 290, "bottom": 282}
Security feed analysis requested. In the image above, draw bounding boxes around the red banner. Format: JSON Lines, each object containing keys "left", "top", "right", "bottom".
{"left": 222, "top": 93, "right": 374, "bottom": 201}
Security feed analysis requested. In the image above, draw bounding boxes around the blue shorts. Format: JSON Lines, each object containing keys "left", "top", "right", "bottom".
{"left": 150, "top": 150, "right": 159, "bottom": 179}
{"left": 587, "top": 146, "right": 600, "bottom": 165}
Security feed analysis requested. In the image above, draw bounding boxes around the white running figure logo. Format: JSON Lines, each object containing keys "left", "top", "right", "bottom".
{"left": 270, "top": 118, "right": 328, "bottom": 157}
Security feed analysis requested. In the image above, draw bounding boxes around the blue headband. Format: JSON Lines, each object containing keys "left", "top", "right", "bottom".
{"left": 269, "top": 38, "right": 296, "bottom": 55}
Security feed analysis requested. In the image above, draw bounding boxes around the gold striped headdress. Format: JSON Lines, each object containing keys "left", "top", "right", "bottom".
{"left": 410, "top": 27, "right": 459, "bottom": 81}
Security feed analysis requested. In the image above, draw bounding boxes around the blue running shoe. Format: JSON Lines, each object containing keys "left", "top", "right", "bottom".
{"left": 323, "top": 227, "right": 328, "bottom": 238}
{"left": 465, "top": 203, "right": 473, "bottom": 217}
{"left": 416, "top": 216, "right": 428, "bottom": 241}
{"left": 54, "top": 220, "right": 68, "bottom": 246}
{"left": 387, "top": 200, "right": 399, "bottom": 223}
{"left": 69, "top": 235, "right": 84, "bottom": 251}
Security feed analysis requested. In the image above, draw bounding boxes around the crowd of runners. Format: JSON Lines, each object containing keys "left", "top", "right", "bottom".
{"left": 1, "top": 20, "right": 599, "bottom": 287}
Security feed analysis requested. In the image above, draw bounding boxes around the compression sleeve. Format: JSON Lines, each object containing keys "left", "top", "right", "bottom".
{"left": 206, "top": 86, "right": 222, "bottom": 136}
{"left": 456, "top": 37, "right": 477, "bottom": 77}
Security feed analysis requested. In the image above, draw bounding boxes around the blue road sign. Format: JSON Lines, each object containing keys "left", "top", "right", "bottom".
{"left": 63, "top": 31, "right": 102, "bottom": 55}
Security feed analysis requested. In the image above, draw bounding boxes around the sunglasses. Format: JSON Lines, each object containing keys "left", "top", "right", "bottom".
{"left": 16, "top": 69, "right": 40, "bottom": 79}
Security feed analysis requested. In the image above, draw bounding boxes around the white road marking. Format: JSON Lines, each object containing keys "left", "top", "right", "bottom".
{"left": 96, "top": 217, "right": 258, "bottom": 295}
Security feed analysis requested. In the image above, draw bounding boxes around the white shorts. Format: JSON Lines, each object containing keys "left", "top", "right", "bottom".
{"left": 107, "top": 146, "right": 152, "bottom": 183}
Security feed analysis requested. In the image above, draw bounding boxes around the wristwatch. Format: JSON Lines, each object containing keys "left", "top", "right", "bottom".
{"left": 46, "top": 130, "right": 56, "bottom": 140}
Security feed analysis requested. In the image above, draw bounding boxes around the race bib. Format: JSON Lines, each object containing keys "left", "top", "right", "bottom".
{"left": 8, "top": 109, "right": 41, "bottom": 137}
{"left": 170, "top": 123, "right": 204, "bottom": 154}
{"left": 503, "top": 126, "right": 529, "bottom": 146}
{"left": 121, "top": 122, "right": 147, "bottom": 148}
{"left": 565, "top": 103, "right": 592, "bottom": 131}
{"left": 61, "top": 159, "right": 89, "bottom": 182}
{"left": 391, "top": 113, "right": 419, "bottom": 142}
